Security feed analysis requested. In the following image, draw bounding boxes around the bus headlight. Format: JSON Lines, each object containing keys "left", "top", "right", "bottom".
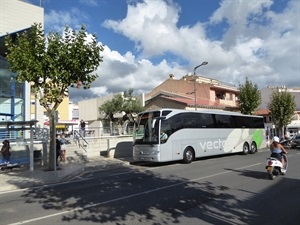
{"left": 150, "top": 150, "right": 159, "bottom": 155}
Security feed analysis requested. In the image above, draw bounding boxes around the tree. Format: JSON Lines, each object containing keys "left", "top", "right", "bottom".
{"left": 99, "top": 94, "right": 124, "bottom": 122}
{"left": 238, "top": 77, "right": 261, "bottom": 115}
{"left": 122, "top": 89, "right": 144, "bottom": 121}
{"left": 98, "top": 89, "right": 144, "bottom": 134}
{"left": 5, "top": 23, "right": 103, "bottom": 170}
{"left": 268, "top": 89, "right": 296, "bottom": 136}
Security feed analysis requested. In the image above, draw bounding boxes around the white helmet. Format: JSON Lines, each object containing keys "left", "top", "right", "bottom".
{"left": 272, "top": 136, "right": 280, "bottom": 143}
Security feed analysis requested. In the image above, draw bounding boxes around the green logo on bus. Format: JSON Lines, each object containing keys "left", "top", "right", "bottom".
{"left": 253, "top": 129, "right": 263, "bottom": 147}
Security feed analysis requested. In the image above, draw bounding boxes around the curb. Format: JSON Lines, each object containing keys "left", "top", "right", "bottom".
{"left": 0, "top": 157, "right": 133, "bottom": 192}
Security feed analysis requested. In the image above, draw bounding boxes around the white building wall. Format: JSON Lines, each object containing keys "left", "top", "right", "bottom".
{"left": 0, "top": 0, "right": 44, "bottom": 129}
{"left": 78, "top": 95, "right": 116, "bottom": 121}
{"left": 24, "top": 82, "right": 31, "bottom": 122}
{"left": 0, "top": 0, "right": 44, "bottom": 36}
{"left": 79, "top": 98, "right": 99, "bottom": 121}
{"left": 260, "top": 87, "right": 300, "bottom": 110}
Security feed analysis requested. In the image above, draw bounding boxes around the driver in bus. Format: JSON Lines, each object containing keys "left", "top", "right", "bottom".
{"left": 160, "top": 131, "right": 168, "bottom": 142}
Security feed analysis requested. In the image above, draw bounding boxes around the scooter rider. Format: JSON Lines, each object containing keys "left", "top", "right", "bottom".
{"left": 270, "top": 136, "right": 288, "bottom": 167}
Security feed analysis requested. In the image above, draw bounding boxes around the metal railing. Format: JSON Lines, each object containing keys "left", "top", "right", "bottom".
{"left": 0, "top": 126, "right": 135, "bottom": 144}
{"left": 73, "top": 130, "right": 88, "bottom": 153}
{"left": 0, "top": 127, "right": 49, "bottom": 141}
{"left": 61, "top": 126, "right": 135, "bottom": 138}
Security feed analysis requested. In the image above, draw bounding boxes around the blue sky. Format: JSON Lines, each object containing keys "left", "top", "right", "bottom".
{"left": 29, "top": 0, "right": 299, "bottom": 103}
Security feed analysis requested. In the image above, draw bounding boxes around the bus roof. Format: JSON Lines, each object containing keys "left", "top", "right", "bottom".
{"left": 138, "top": 108, "right": 263, "bottom": 118}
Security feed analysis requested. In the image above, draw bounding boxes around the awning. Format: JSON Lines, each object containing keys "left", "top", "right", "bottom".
{"left": 43, "top": 122, "right": 66, "bottom": 129}
{"left": 44, "top": 120, "right": 78, "bottom": 126}
{"left": 56, "top": 125, "right": 65, "bottom": 129}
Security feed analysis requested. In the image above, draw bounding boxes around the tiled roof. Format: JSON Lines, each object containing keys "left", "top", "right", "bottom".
{"left": 255, "top": 109, "right": 271, "bottom": 115}
{"left": 145, "top": 78, "right": 213, "bottom": 100}
{"left": 161, "top": 96, "right": 227, "bottom": 109}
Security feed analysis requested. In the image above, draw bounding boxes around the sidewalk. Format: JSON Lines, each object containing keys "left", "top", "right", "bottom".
{"left": 0, "top": 156, "right": 133, "bottom": 192}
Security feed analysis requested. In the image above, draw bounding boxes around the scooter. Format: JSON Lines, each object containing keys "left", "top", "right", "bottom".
{"left": 265, "top": 154, "right": 288, "bottom": 180}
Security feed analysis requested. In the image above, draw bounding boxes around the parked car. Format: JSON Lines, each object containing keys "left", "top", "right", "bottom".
{"left": 290, "top": 134, "right": 300, "bottom": 149}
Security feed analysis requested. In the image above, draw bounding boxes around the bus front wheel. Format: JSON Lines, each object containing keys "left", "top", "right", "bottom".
{"left": 242, "top": 143, "right": 249, "bottom": 155}
{"left": 183, "top": 147, "right": 194, "bottom": 164}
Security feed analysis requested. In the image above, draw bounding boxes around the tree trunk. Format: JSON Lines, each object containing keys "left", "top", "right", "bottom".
{"left": 281, "top": 126, "right": 285, "bottom": 138}
{"left": 48, "top": 112, "right": 56, "bottom": 170}
{"left": 110, "top": 120, "right": 113, "bottom": 136}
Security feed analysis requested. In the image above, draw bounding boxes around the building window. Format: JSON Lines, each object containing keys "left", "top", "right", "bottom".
{"left": 216, "top": 92, "right": 226, "bottom": 100}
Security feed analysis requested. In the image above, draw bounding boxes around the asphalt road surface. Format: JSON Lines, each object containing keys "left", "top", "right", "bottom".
{"left": 0, "top": 148, "right": 299, "bottom": 225}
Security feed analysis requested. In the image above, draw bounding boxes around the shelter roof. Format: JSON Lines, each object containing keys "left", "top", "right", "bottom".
{"left": 0, "top": 120, "right": 38, "bottom": 127}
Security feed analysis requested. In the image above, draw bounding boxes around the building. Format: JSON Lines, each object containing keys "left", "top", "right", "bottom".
{"left": 0, "top": 1, "right": 76, "bottom": 135}
{"left": 42, "top": 97, "right": 77, "bottom": 132}
{"left": 256, "top": 86, "right": 300, "bottom": 137}
{"left": 78, "top": 94, "right": 124, "bottom": 136}
{"left": 0, "top": 0, "right": 44, "bottom": 137}
{"left": 143, "top": 74, "right": 239, "bottom": 111}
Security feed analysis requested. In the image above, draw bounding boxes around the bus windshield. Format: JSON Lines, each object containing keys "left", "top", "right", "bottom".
{"left": 134, "top": 111, "right": 161, "bottom": 145}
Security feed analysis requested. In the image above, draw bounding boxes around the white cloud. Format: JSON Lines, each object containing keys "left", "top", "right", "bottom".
{"left": 79, "top": 0, "right": 98, "bottom": 7}
{"left": 103, "top": 0, "right": 182, "bottom": 57}
{"left": 206, "top": 0, "right": 299, "bottom": 87}
{"left": 46, "top": 0, "right": 299, "bottom": 103}
{"left": 44, "top": 8, "right": 88, "bottom": 33}
{"left": 69, "top": 43, "right": 186, "bottom": 103}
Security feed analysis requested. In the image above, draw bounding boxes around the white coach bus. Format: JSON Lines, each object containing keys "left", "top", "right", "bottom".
{"left": 133, "top": 109, "right": 266, "bottom": 163}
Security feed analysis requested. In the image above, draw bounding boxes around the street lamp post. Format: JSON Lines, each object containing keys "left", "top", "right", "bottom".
{"left": 193, "top": 61, "right": 208, "bottom": 111}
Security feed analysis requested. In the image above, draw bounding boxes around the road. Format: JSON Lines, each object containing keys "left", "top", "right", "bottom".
{"left": 0, "top": 148, "right": 299, "bottom": 225}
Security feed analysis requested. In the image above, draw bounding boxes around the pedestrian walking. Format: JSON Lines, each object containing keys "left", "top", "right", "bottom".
{"left": 56, "top": 134, "right": 61, "bottom": 166}
{"left": 80, "top": 119, "right": 86, "bottom": 137}
{"left": 1, "top": 140, "right": 11, "bottom": 164}
{"left": 60, "top": 134, "right": 67, "bottom": 162}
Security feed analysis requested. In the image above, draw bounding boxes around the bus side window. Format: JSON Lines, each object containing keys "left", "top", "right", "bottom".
{"left": 199, "top": 114, "right": 215, "bottom": 128}
{"left": 215, "top": 114, "right": 234, "bottom": 128}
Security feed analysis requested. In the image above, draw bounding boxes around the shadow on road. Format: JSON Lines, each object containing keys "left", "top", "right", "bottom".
{"left": 14, "top": 164, "right": 300, "bottom": 225}
{"left": 224, "top": 168, "right": 268, "bottom": 180}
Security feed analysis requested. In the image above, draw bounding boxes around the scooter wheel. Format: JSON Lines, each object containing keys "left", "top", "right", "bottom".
{"left": 268, "top": 171, "right": 275, "bottom": 180}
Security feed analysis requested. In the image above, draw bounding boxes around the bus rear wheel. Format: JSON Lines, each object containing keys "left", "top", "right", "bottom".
{"left": 183, "top": 147, "right": 194, "bottom": 164}
{"left": 250, "top": 142, "right": 257, "bottom": 154}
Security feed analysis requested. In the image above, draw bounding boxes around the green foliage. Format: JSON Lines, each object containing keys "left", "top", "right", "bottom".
{"left": 5, "top": 23, "right": 103, "bottom": 170}
{"left": 99, "top": 94, "right": 124, "bottom": 120}
{"left": 5, "top": 23, "right": 103, "bottom": 112}
{"left": 122, "top": 89, "right": 144, "bottom": 114}
{"left": 268, "top": 90, "right": 296, "bottom": 129}
{"left": 99, "top": 89, "right": 144, "bottom": 122}
{"left": 238, "top": 77, "right": 261, "bottom": 115}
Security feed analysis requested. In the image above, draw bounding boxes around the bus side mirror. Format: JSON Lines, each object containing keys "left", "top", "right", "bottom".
{"left": 152, "top": 116, "right": 166, "bottom": 128}
{"left": 152, "top": 119, "right": 157, "bottom": 128}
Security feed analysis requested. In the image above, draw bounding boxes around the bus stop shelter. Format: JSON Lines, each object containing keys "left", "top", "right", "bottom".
{"left": 0, "top": 120, "right": 38, "bottom": 171}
